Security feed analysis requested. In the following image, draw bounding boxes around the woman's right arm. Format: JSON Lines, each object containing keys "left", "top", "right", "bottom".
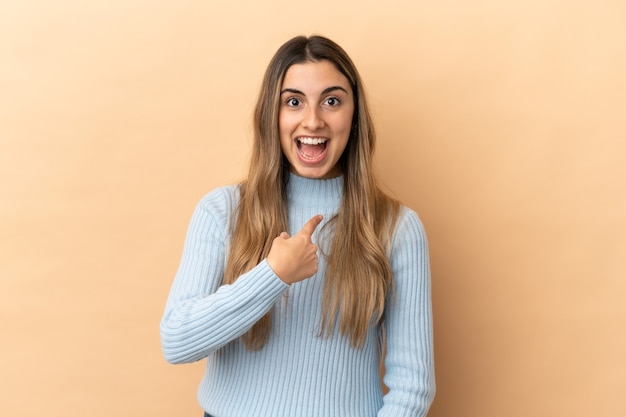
{"left": 159, "top": 188, "right": 289, "bottom": 364}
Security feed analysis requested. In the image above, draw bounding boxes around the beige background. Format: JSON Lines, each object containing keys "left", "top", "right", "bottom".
{"left": 1, "top": 0, "right": 625, "bottom": 416}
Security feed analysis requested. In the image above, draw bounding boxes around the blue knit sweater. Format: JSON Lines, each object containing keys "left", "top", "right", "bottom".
{"left": 160, "top": 173, "right": 435, "bottom": 416}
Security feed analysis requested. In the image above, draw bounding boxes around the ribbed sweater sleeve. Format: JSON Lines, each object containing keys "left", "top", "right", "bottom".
{"left": 160, "top": 187, "right": 289, "bottom": 364}
{"left": 379, "top": 207, "right": 436, "bottom": 416}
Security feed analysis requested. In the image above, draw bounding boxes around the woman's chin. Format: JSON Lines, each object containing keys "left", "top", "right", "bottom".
{"left": 291, "top": 165, "right": 340, "bottom": 179}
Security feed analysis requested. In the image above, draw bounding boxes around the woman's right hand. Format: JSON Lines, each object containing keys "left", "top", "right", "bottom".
{"left": 266, "top": 215, "right": 323, "bottom": 284}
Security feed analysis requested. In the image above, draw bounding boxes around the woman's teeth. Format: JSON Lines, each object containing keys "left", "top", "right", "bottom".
{"left": 297, "top": 137, "right": 327, "bottom": 145}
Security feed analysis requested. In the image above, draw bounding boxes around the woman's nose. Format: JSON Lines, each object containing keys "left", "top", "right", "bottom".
{"left": 302, "top": 106, "right": 325, "bottom": 130}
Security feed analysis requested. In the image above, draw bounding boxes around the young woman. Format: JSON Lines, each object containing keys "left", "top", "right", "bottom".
{"left": 160, "top": 35, "right": 435, "bottom": 417}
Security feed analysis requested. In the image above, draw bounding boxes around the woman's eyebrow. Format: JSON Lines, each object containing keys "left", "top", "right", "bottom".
{"left": 280, "top": 88, "right": 304, "bottom": 96}
{"left": 280, "top": 86, "right": 349, "bottom": 96}
{"left": 321, "top": 86, "right": 349, "bottom": 95}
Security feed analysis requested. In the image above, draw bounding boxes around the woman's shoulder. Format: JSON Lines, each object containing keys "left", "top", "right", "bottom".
{"left": 194, "top": 183, "right": 241, "bottom": 221}
{"left": 392, "top": 204, "right": 428, "bottom": 245}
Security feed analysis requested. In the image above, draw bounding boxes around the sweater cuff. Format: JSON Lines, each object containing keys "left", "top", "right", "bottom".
{"left": 239, "top": 259, "right": 290, "bottom": 300}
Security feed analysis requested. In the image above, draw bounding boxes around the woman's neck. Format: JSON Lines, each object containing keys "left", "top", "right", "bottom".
{"left": 286, "top": 172, "right": 343, "bottom": 207}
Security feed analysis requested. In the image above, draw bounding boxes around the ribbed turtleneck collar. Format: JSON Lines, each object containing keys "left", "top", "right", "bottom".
{"left": 286, "top": 173, "right": 343, "bottom": 208}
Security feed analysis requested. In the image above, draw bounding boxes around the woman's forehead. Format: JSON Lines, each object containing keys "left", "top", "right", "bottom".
{"left": 281, "top": 60, "right": 352, "bottom": 93}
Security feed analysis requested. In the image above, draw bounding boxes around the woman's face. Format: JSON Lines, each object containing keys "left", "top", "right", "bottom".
{"left": 278, "top": 60, "right": 354, "bottom": 179}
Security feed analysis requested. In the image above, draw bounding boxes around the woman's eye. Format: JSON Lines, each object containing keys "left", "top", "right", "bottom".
{"left": 325, "top": 97, "right": 340, "bottom": 106}
{"left": 286, "top": 97, "right": 301, "bottom": 107}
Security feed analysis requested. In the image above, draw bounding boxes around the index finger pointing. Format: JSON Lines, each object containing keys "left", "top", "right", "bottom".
{"left": 298, "top": 215, "right": 323, "bottom": 237}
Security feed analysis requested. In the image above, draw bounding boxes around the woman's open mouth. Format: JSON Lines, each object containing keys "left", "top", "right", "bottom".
{"left": 296, "top": 137, "right": 328, "bottom": 162}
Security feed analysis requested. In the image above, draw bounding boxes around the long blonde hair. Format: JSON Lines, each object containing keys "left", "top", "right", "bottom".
{"left": 223, "top": 35, "right": 400, "bottom": 350}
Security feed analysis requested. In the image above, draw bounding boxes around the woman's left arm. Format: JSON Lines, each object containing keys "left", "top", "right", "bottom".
{"left": 379, "top": 208, "right": 436, "bottom": 417}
